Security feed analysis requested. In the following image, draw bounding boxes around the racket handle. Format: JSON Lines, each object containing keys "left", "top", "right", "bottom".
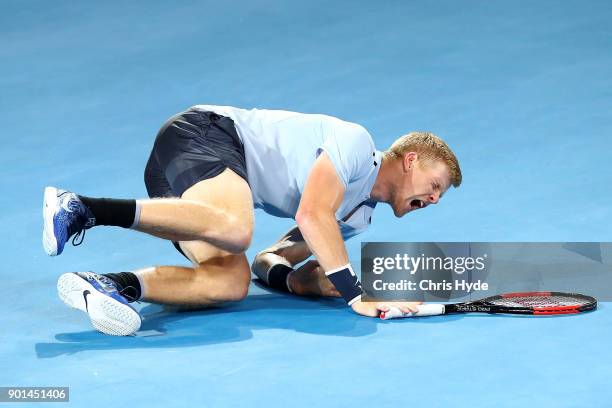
{"left": 414, "top": 304, "right": 445, "bottom": 316}
{"left": 380, "top": 304, "right": 445, "bottom": 320}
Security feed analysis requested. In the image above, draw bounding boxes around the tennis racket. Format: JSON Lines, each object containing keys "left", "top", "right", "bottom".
{"left": 379, "top": 291, "right": 597, "bottom": 319}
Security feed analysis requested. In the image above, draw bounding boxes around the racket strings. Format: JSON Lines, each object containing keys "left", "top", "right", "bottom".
{"left": 491, "top": 295, "right": 589, "bottom": 308}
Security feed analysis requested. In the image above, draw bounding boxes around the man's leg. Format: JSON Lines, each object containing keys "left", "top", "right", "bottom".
{"left": 134, "top": 166, "right": 253, "bottom": 253}
{"left": 56, "top": 169, "right": 254, "bottom": 335}
{"left": 44, "top": 109, "right": 253, "bottom": 257}
{"left": 251, "top": 226, "right": 340, "bottom": 297}
{"left": 136, "top": 170, "right": 253, "bottom": 305}
{"left": 44, "top": 169, "right": 252, "bottom": 256}
{"left": 137, "top": 241, "right": 251, "bottom": 306}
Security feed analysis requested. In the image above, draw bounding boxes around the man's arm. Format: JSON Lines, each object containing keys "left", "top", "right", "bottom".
{"left": 296, "top": 153, "right": 376, "bottom": 312}
{"left": 295, "top": 153, "right": 348, "bottom": 271}
{"left": 251, "top": 225, "right": 311, "bottom": 290}
{"left": 252, "top": 226, "right": 312, "bottom": 272}
{"left": 295, "top": 152, "right": 420, "bottom": 317}
{"left": 251, "top": 226, "right": 340, "bottom": 297}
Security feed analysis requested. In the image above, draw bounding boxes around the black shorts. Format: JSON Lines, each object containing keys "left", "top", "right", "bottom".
{"left": 144, "top": 108, "right": 248, "bottom": 198}
{"left": 144, "top": 108, "right": 248, "bottom": 259}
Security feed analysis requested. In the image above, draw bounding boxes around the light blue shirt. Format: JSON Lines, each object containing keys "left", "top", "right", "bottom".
{"left": 193, "top": 105, "right": 380, "bottom": 239}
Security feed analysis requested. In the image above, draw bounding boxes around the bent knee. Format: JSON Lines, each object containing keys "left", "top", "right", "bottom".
{"left": 223, "top": 220, "right": 253, "bottom": 254}
{"left": 218, "top": 283, "right": 249, "bottom": 302}
{"left": 191, "top": 257, "right": 251, "bottom": 303}
{"left": 229, "top": 231, "right": 252, "bottom": 254}
{"left": 205, "top": 278, "right": 250, "bottom": 303}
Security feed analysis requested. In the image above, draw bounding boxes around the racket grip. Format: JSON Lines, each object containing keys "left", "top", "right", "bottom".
{"left": 380, "top": 304, "right": 445, "bottom": 320}
{"left": 414, "top": 304, "right": 445, "bottom": 316}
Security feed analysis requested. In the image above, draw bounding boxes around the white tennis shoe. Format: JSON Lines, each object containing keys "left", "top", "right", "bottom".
{"left": 57, "top": 272, "right": 141, "bottom": 336}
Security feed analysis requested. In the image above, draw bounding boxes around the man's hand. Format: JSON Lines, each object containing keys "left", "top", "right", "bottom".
{"left": 288, "top": 260, "right": 341, "bottom": 297}
{"left": 351, "top": 299, "right": 423, "bottom": 317}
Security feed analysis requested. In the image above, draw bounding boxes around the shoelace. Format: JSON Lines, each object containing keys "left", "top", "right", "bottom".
{"left": 95, "top": 274, "right": 138, "bottom": 302}
{"left": 58, "top": 191, "right": 92, "bottom": 247}
{"left": 72, "top": 229, "right": 86, "bottom": 246}
{"left": 119, "top": 286, "right": 140, "bottom": 303}
{"left": 83, "top": 273, "right": 140, "bottom": 303}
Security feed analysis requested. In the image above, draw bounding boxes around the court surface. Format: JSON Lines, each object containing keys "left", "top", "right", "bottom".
{"left": 1, "top": 1, "right": 611, "bottom": 406}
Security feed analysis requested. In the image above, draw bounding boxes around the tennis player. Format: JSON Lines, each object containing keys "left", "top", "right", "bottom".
{"left": 43, "top": 105, "right": 461, "bottom": 335}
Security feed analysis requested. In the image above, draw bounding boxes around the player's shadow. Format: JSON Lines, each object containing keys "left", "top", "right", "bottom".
{"left": 35, "top": 281, "right": 464, "bottom": 359}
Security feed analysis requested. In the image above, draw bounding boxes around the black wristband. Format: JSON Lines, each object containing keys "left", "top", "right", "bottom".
{"left": 325, "top": 264, "right": 362, "bottom": 305}
{"left": 268, "top": 263, "right": 294, "bottom": 293}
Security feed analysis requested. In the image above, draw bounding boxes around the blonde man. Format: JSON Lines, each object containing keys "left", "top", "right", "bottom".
{"left": 43, "top": 105, "right": 461, "bottom": 336}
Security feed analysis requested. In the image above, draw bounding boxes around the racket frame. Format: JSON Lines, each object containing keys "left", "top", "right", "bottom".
{"left": 444, "top": 291, "right": 597, "bottom": 315}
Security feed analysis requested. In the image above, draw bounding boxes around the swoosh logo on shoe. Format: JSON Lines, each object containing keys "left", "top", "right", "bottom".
{"left": 83, "top": 290, "right": 91, "bottom": 311}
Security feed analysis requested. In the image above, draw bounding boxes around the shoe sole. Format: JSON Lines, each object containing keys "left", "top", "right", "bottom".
{"left": 57, "top": 273, "right": 142, "bottom": 336}
{"left": 42, "top": 186, "right": 59, "bottom": 256}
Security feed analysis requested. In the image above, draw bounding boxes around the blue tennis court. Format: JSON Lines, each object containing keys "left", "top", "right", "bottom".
{"left": 2, "top": 0, "right": 611, "bottom": 406}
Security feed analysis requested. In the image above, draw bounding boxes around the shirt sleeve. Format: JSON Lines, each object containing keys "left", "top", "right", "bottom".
{"left": 316, "top": 120, "right": 375, "bottom": 188}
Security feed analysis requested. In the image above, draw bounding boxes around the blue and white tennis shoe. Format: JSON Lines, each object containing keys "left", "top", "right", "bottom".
{"left": 42, "top": 186, "right": 96, "bottom": 256}
{"left": 57, "top": 272, "right": 141, "bottom": 336}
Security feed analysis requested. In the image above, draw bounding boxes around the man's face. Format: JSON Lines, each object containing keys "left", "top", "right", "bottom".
{"left": 391, "top": 154, "right": 451, "bottom": 217}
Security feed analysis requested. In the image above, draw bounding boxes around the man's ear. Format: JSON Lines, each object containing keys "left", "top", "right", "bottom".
{"left": 402, "top": 152, "right": 418, "bottom": 171}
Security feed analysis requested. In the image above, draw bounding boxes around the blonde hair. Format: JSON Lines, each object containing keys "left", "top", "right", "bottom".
{"left": 384, "top": 132, "right": 462, "bottom": 187}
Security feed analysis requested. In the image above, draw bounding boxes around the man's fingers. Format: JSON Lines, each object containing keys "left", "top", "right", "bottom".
{"left": 399, "top": 302, "right": 422, "bottom": 314}
{"left": 376, "top": 302, "right": 421, "bottom": 313}
{"left": 376, "top": 303, "right": 391, "bottom": 312}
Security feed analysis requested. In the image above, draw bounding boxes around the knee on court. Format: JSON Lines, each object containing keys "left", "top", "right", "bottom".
{"left": 195, "top": 270, "right": 250, "bottom": 302}
{"left": 189, "top": 254, "right": 252, "bottom": 302}
{"left": 221, "top": 280, "right": 249, "bottom": 302}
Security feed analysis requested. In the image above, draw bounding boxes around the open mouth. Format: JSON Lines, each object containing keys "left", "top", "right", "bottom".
{"left": 409, "top": 199, "right": 425, "bottom": 210}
